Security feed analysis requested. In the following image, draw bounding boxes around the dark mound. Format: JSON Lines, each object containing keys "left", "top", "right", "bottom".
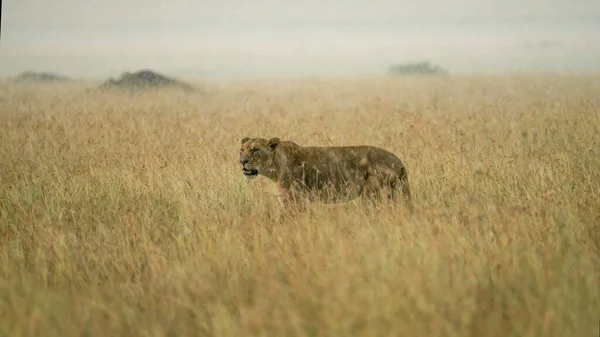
{"left": 100, "top": 69, "right": 195, "bottom": 92}
{"left": 14, "top": 71, "right": 70, "bottom": 82}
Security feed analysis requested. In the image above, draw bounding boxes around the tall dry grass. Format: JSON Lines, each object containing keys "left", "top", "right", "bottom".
{"left": 0, "top": 74, "right": 599, "bottom": 337}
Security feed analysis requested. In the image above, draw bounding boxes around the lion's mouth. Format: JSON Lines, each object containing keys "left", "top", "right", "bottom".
{"left": 243, "top": 168, "right": 258, "bottom": 177}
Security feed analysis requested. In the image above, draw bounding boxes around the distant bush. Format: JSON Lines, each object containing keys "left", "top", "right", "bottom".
{"left": 14, "top": 71, "right": 70, "bottom": 82}
{"left": 387, "top": 61, "right": 448, "bottom": 76}
{"left": 99, "top": 69, "right": 195, "bottom": 92}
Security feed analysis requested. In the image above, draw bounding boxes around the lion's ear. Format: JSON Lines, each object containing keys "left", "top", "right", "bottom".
{"left": 241, "top": 137, "right": 250, "bottom": 144}
{"left": 267, "top": 137, "right": 280, "bottom": 150}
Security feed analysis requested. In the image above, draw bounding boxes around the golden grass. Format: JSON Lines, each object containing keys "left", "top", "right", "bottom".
{"left": 0, "top": 74, "right": 599, "bottom": 337}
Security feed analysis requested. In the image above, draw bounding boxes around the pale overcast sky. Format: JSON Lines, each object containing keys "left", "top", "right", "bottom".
{"left": 1, "top": 0, "right": 600, "bottom": 79}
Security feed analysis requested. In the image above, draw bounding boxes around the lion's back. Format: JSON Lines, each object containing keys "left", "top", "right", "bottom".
{"left": 306, "top": 145, "right": 403, "bottom": 164}
{"left": 285, "top": 144, "right": 405, "bottom": 176}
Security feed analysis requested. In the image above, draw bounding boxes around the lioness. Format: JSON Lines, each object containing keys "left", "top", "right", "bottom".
{"left": 239, "top": 137, "right": 412, "bottom": 209}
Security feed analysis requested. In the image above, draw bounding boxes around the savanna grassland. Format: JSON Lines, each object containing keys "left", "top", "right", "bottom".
{"left": 0, "top": 74, "right": 599, "bottom": 337}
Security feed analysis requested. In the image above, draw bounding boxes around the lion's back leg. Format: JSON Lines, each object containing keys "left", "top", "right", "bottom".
{"left": 360, "top": 165, "right": 396, "bottom": 203}
{"left": 390, "top": 166, "right": 413, "bottom": 212}
{"left": 362, "top": 164, "right": 412, "bottom": 210}
{"left": 393, "top": 166, "right": 411, "bottom": 202}
{"left": 360, "top": 176, "right": 382, "bottom": 203}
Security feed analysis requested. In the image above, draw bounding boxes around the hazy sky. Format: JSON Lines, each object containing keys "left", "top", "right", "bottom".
{"left": 2, "top": 0, "right": 600, "bottom": 79}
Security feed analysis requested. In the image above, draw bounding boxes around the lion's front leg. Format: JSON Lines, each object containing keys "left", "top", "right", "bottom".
{"left": 277, "top": 185, "right": 310, "bottom": 214}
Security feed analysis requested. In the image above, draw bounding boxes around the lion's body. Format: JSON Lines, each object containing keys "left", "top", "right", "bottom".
{"left": 239, "top": 137, "right": 412, "bottom": 208}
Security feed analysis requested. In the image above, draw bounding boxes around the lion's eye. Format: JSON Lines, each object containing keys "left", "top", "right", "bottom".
{"left": 251, "top": 148, "right": 259, "bottom": 153}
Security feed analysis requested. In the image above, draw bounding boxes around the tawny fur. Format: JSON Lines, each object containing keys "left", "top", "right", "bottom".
{"left": 239, "top": 137, "right": 412, "bottom": 210}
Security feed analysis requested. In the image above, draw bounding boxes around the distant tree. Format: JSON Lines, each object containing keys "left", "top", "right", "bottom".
{"left": 14, "top": 71, "right": 70, "bottom": 82}
{"left": 387, "top": 61, "right": 448, "bottom": 76}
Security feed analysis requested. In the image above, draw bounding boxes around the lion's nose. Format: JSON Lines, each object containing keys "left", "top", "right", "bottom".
{"left": 240, "top": 158, "right": 249, "bottom": 165}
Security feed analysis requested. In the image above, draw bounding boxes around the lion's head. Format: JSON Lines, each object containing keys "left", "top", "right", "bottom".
{"left": 239, "top": 137, "right": 281, "bottom": 179}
